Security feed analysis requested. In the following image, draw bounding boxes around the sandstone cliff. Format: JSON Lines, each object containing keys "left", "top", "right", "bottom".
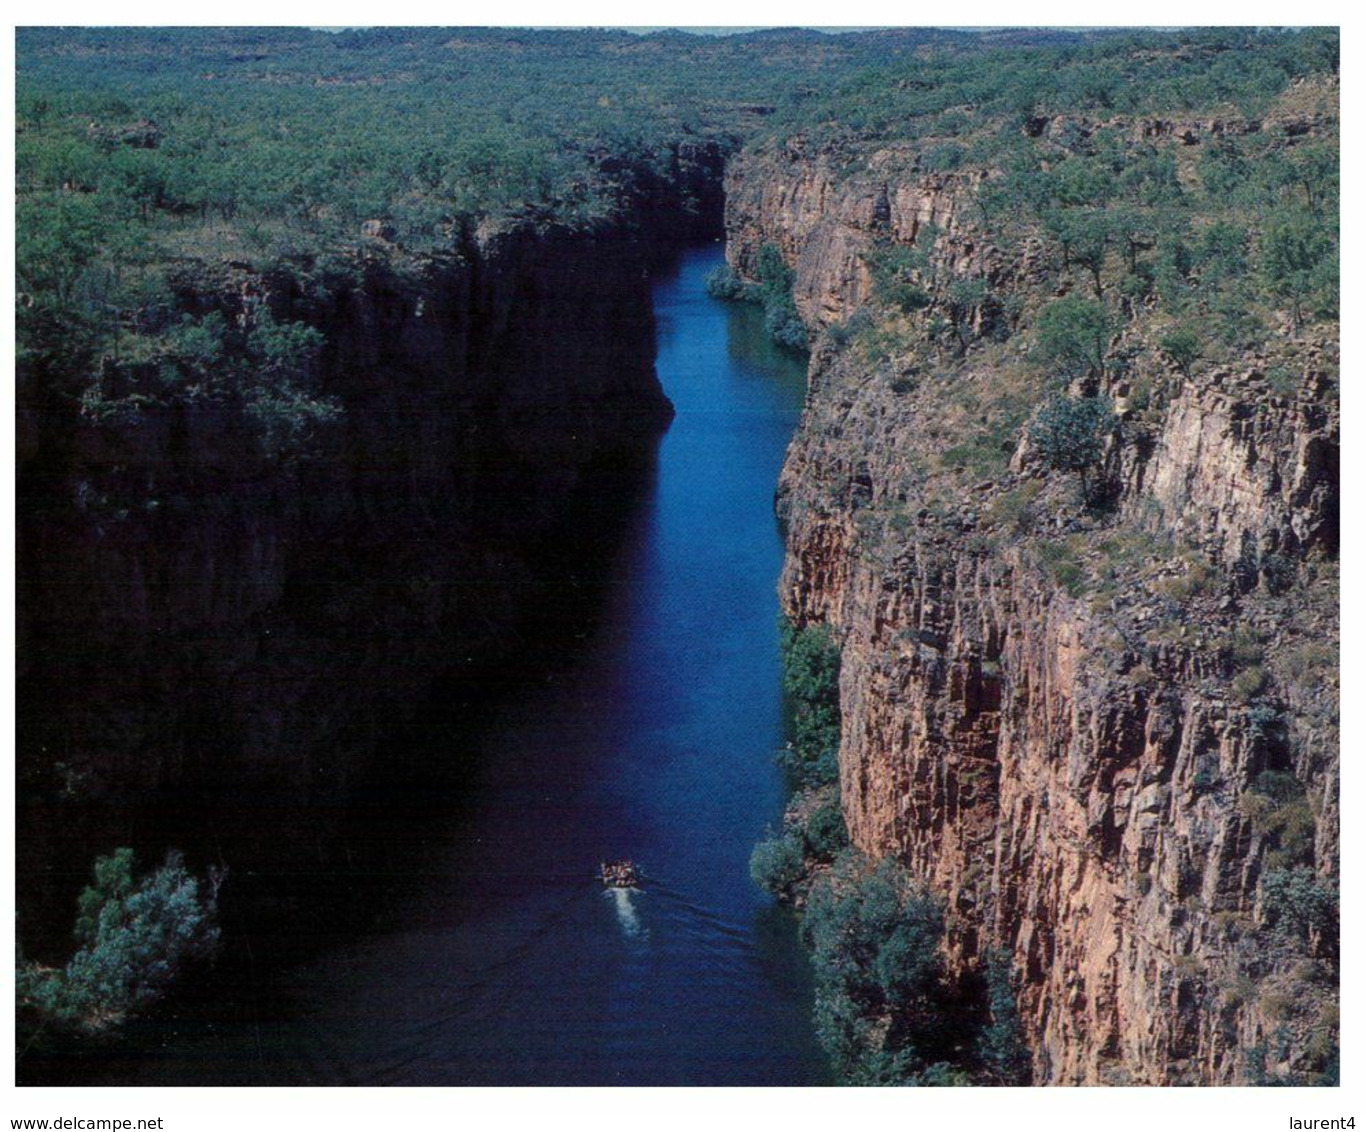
{"left": 731, "top": 101, "right": 1340, "bottom": 1085}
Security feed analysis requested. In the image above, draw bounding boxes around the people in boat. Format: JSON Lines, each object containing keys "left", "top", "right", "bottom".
{"left": 601, "top": 860, "right": 639, "bottom": 887}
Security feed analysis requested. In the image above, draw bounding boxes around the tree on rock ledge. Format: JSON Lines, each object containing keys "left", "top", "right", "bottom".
{"left": 1029, "top": 393, "right": 1116, "bottom": 504}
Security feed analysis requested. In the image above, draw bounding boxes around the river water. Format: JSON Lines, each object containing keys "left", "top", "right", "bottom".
{"left": 106, "top": 243, "right": 827, "bottom": 1087}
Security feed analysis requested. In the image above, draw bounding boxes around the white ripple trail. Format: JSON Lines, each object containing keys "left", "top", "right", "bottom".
{"left": 609, "top": 887, "right": 648, "bottom": 941}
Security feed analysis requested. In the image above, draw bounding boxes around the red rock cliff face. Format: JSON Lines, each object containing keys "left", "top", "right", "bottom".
{"left": 725, "top": 142, "right": 989, "bottom": 326}
{"left": 731, "top": 125, "right": 1339, "bottom": 1085}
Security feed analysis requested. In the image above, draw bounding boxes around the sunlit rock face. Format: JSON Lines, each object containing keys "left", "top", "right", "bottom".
{"left": 730, "top": 121, "right": 1338, "bottom": 1085}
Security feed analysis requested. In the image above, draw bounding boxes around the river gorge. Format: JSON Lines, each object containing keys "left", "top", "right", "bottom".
{"left": 15, "top": 28, "right": 1340, "bottom": 1090}
{"left": 21, "top": 245, "right": 831, "bottom": 1087}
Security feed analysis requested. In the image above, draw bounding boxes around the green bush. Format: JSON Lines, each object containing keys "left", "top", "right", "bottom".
{"left": 1260, "top": 867, "right": 1337, "bottom": 950}
{"left": 754, "top": 242, "right": 794, "bottom": 301}
{"left": 81, "top": 308, "right": 341, "bottom": 459}
{"left": 778, "top": 621, "right": 842, "bottom": 787}
{"left": 1244, "top": 704, "right": 1281, "bottom": 744}
{"left": 18, "top": 848, "right": 220, "bottom": 1033}
{"left": 750, "top": 834, "right": 806, "bottom": 900}
{"left": 1196, "top": 221, "right": 1248, "bottom": 286}
{"left": 1240, "top": 771, "right": 1316, "bottom": 871}
{"left": 708, "top": 245, "right": 809, "bottom": 352}
{"left": 1029, "top": 394, "right": 1116, "bottom": 503}
{"left": 921, "top": 143, "right": 965, "bottom": 173}
{"left": 703, "top": 263, "right": 755, "bottom": 302}
{"left": 1251, "top": 770, "right": 1302, "bottom": 805}
{"left": 1158, "top": 324, "right": 1201, "bottom": 375}
{"left": 765, "top": 302, "right": 809, "bottom": 352}
{"left": 1231, "top": 665, "right": 1269, "bottom": 703}
{"left": 1033, "top": 295, "right": 1113, "bottom": 378}
{"left": 1260, "top": 211, "right": 1338, "bottom": 328}
{"left": 868, "top": 243, "right": 932, "bottom": 315}
{"left": 801, "top": 799, "right": 849, "bottom": 862}
{"left": 751, "top": 244, "right": 810, "bottom": 352}
{"left": 977, "top": 948, "right": 1031, "bottom": 1084}
{"left": 1246, "top": 1029, "right": 1339, "bottom": 1087}
{"left": 802, "top": 855, "right": 949, "bottom": 1082}
{"left": 1045, "top": 208, "right": 1112, "bottom": 296}
{"left": 802, "top": 857, "right": 945, "bottom": 1017}
{"left": 826, "top": 309, "right": 873, "bottom": 350}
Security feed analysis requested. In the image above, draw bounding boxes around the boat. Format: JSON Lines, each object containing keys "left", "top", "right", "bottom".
{"left": 600, "top": 860, "right": 640, "bottom": 889}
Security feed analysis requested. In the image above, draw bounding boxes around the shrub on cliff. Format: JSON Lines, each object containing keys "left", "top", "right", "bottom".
{"left": 705, "top": 247, "right": 809, "bottom": 352}
{"left": 1259, "top": 210, "right": 1338, "bottom": 328}
{"left": 825, "top": 309, "right": 874, "bottom": 350}
{"left": 75, "top": 307, "right": 341, "bottom": 461}
{"left": 802, "top": 854, "right": 951, "bottom": 1083}
{"left": 1195, "top": 221, "right": 1249, "bottom": 287}
{"left": 976, "top": 949, "right": 1031, "bottom": 1084}
{"left": 765, "top": 302, "right": 809, "bottom": 352}
{"left": 704, "top": 263, "right": 756, "bottom": 302}
{"left": 17, "top": 848, "right": 220, "bottom": 1034}
{"left": 1029, "top": 394, "right": 1116, "bottom": 504}
{"left": 944, "top": 276, "right": 989, "bottom": 352}
{"left": 801, "top": 798, "right": 849, "bottom": 862}
{"left": 1045, "top": 208, "right": 1113, "bottom": 297}
{"left": 867, "top": 241, "right": 933, "bottom": 315}
{"left": 778, "top": 621, "right": 842, "bottom": 787}
{"left": 793, "top": 852, "right": 1038, "bottom": 1086}
{"left": 16, "top": 193, "right": 120, "bottom": 378}
{"left": 751, "top": 795, "right": 849, "bottom": 902}
{"left": 1260, "top": 867, "right": 1337, "bottom": 953}
{"left": 1158, "top": 324, "right": 1201, "bottom": 376}
{"left": 750, "top": 833, "right": 806, "bottom": 900}
{"left": 241, "top": 312, "right": 340, "bottom": 457}
{"left": 1245, "top": 1031, "right": 1338, "bottom": 1087}
{"left": 755, "top": 244, "right": 809, "bottom": 353}
{"left": 1239, "top": 770, "right": 1315, "bottom": 870}
{"left": 754, "top": 243, "right": 793, "bottom": 302}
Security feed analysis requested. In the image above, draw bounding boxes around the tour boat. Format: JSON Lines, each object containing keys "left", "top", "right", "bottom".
{"left": 600, "top": 860, "right": 640, "bottom": 889}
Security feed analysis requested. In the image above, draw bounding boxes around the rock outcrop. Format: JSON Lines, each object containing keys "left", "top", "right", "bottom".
{"left": 1130, "top": 364, "right": 1339, "bottom": 569}
{"left": 725, "top": 145, "right": 994, "bottom": 327}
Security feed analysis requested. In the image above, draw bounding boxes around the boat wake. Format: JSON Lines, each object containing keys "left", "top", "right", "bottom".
{"left": 608, "top": 886, "right": 648, "bottom": 941}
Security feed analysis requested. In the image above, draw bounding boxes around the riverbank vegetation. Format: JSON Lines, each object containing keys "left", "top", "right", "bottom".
{"left": 777, "top": 620, "right": 842, "bottom": 787}
{"left": 706, "top": 244, "right": 808, "bottom": 352}
{"left": 17, "top": 849, "right": 220, "bottom": 1052}
{"left": 803, "top": 854, "right": 1030, "bottom": 1086}
{"left": 751, "top": 620, "right": 844, "bottom": 896}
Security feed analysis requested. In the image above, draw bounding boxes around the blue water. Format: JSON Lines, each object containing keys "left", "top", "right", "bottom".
{"left": 120, "top": 244, "right": 826, "bottom": 1086}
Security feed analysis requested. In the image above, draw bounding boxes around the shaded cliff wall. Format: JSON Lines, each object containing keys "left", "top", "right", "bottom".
{"left": 728, "top": 125, "right": 1339, "bottom": 1085}
{"left": 16, "top": 174, "right": 722, "bottom": 941}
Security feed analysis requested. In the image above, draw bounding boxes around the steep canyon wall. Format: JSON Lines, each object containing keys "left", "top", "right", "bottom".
{"left": 727, "top": 121, "right": 1339, "bottom": 1085}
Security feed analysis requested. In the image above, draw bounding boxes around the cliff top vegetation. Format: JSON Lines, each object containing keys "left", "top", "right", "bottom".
{"left": 18, "top": 27, "right": 1337, "bottom": 446}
